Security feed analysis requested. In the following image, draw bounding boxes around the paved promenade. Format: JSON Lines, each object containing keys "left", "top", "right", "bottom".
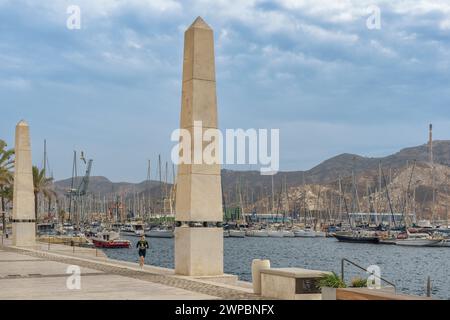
{"left": 0, "top": 239, "right": 257, "bottom": 300}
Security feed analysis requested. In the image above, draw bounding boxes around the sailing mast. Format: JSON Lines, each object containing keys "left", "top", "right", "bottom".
{"left": 429, "top": 124, "right": 436, "bottom": 224}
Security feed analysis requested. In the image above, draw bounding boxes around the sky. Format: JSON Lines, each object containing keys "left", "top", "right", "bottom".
{"left": 1, "top": 0, "right": 450, "bottom": 182}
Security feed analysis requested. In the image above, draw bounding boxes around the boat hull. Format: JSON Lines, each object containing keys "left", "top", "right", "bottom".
{"left": 229, "top": 230, "right": 246, "bottom": 238}
{"left": 92, "top": 239, "right": 131, "bottom": 248}
{"left": 294, "top": 230, "right": 317, "bottom": 238}
{"left": 378, "top": 239, "right": 397, "bottom": 245}
{"left": 431, "top": 239, "right": 450, "bottom": 247}
{"left": 246, "top": 230, "right": 269, "bottom": 237}
{"left": 282, "top": 231, "right": 295, "bottom": 238}
{"left": 334, "top": 234, "right": 379, "bottom": 244}
{"left": 396, "top": 239, "right": 441, "bottom": 246}
{"left": 268, "top": 231, "right": 284, "bottom": 238}
{"left": 145, "top": 230, "right": 174, "bottom": 238}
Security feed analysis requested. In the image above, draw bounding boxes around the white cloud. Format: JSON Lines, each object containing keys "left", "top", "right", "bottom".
{"left": 440, "top": 19, "right": 450, "bottom": 30}
{"left": 369, "top": 40, "right": 397, "bottom": 58}
{"left": 0, "top": 77, "right": 31, "bottom": 90}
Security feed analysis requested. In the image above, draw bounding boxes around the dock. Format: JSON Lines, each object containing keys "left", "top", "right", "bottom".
{"left": 0, "top": 239, "right": 257, "bottom": 300}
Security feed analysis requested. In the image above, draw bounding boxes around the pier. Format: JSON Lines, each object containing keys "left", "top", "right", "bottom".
{"left": 0, "top": 238, "right": 258, "bottom": 300}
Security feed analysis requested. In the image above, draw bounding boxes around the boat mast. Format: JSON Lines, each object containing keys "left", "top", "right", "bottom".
{"left": 429, "top": 124, "right": 436, "bottom": 225}
{"left": 380, "top": 166, "right": 396, "bottom": 229}
{"left": 338, "top": 176, "right": 343, "bottom": 224}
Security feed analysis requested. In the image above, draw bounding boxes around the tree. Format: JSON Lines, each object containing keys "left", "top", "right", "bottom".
{"left": 0, "top": 140, "right": 14, "bottom": 234}
{"left": 32, "top": 166, "right": 55, "bottom": 230}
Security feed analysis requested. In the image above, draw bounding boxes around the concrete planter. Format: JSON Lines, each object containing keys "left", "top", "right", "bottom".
{"left": 321, "top": 287, "right": 337, "bottom": 300}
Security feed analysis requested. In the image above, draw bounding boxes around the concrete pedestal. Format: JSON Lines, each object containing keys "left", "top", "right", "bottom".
{"left": 175, "top": 227, "right": 223, "bottom": 276}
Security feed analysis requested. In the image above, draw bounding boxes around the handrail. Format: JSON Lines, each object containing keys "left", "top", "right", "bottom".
{"left": 341, "top": 258, "right": 396, "bottom": 291}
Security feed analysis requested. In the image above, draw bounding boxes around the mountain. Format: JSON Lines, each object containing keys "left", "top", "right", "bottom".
{"left": 54, "top": 176, "right": 161, "bottom": 196}
{"left": 53, "top": 140, "right": 450, "bottom": 218}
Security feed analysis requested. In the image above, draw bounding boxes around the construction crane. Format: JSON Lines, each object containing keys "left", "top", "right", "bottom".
{"left": 78, "top": 159, "right": 93, "bottom": 196}
{"left": 66, "top": 151, "right": 94, "bottom": 224}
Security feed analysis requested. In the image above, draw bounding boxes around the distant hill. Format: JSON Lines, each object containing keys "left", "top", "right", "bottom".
{"left": 54, "top": 176, "right": 162, "bottom": 197}
{"left": 54, "top": 140, "right": 450, "bottom": 214}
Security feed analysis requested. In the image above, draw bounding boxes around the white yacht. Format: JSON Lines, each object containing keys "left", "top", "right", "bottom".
{"left": 268, "top": 230, "right": 284, "bottom": 238}
{"left": 294, "top": 229, "right": 317, "bottom": 238}
{"left": 145, "top": 228, "right": 173, "bottom": 238}
{"left": 395, "top": 232, "right": 441, "bottom": 246}
{"left": 281, "top": 230, "right": 295, "bottom": 238}
{"left": 229, "top": 229, "right": 246, "bottom": 238}
{"left": 246, "top": 229, "right": 269, "bottom": 237}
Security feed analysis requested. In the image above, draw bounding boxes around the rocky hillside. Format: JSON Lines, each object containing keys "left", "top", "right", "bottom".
{"left": 54, "top": 141, "right": 450, "bottom": 220}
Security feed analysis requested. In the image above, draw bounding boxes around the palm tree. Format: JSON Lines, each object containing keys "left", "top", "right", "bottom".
{"left": 0, "top": 140, "right": 14, "bottom": 234}
{"left": 32, "top": 166, "right": 55, "bottom": 229}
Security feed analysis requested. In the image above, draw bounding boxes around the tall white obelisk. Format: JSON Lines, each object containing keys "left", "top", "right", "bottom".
{"left": 174, "top": 17, "right": 223, "bottom": 276}
{"left": 12, "top": 120, "right": 36, "bottom": 246}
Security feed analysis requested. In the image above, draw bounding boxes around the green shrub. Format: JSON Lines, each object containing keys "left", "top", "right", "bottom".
{"left": 318, "top": 272, "right": 347, "bottom": 289}
{"left": 351, "top": 277, "right": 367, "bottom": 288}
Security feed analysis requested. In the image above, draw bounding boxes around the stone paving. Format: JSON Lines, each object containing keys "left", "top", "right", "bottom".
{"left": 0, "top": 244, "right": 261, "bottom": 300}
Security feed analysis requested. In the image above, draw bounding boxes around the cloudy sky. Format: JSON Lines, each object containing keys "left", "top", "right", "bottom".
{"left": 1, "top": 0, "right": 450, "bottom": 182}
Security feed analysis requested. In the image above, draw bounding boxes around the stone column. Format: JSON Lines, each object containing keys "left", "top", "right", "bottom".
{"left": 175, "top": 17, "right": 223, "bottom": 276}
{"left": 12, "top": 120, "right": 36, "bottom": 246}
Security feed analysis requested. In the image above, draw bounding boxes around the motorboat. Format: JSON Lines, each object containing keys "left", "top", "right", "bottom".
{"left": 395, "top": 232, "right": 441, "bottom": 247}
{"left": 430, "top": 239, "right": 450, "bottom": 247}
{"left": 145, "top": 228, "right": 174, "bottom": 238}
{"left": 91, "top": 231, "right": 131, "bottom": 248}
{"left": 121, "top": 223, "right": 145, "bottom": 236}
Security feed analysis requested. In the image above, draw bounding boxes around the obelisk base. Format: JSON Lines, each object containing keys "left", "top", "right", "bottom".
{"left": 175, "top": 226, "right": 223, "bottom": 276}
{"left": 12, "top": 221, "right": 35, "bottom": 246}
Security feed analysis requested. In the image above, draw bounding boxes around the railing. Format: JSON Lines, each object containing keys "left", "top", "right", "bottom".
{"left": 341, "top": 258, "right": 396, "bottom": 291}
{"left": 40, "top": 237, "right": 100, "bottom": 257}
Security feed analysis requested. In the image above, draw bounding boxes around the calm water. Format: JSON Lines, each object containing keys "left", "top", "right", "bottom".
{"left": 104, "top": 236, "right": 450, "bottom": 300}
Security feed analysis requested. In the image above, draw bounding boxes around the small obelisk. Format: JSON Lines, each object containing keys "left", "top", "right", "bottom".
{"left": 175, "top": 17, "right": 223, "bottom": 276}
{"left": 12, "top": 120, "right": 36, "bottom": 246}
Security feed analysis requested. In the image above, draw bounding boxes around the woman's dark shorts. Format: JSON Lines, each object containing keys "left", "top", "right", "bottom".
{"left": 138, "top": 249, "right": 146, "bottom": 258}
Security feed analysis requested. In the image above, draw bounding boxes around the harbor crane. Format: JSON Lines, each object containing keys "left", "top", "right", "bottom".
{"left": 66, "top": 151, "right": 93, "bottom": 224}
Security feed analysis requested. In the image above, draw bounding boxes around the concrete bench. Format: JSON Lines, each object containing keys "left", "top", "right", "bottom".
{"left": 260, "top": 268, "right": 331, "bottom": 300}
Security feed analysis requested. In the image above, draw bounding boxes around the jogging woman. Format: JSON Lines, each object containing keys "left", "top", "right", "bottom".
{"left": 136, "top": 235, "right": 149, "bottom": 268}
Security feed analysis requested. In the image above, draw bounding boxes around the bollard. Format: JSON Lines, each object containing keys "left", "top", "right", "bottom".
{"left": 252, "top": 259, "right": 271, "bottom": 295}
{"left": 426, "top": 276, "right": 432, "bottom": 297}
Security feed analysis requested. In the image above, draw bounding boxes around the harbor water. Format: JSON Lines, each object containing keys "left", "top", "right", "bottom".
{"left": 104, "top": 236, "right": 450, "bottom": 300}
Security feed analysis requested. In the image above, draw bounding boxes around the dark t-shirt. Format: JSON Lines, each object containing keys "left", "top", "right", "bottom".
{"left": 136, "top": 240, "right": 149, "bottom": 250}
